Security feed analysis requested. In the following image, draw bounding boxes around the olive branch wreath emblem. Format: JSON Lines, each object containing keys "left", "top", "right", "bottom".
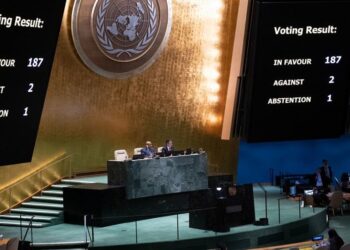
{"left": 96, "top": 0, "right": 158, "bottom": 58}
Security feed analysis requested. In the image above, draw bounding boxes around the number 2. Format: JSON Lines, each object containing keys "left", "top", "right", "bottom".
{"left": 28, "top": 83, "right": 34, "bottom": 92}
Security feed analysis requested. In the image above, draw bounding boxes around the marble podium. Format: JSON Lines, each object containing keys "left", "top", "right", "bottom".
{"left": 107, "top": 153, "right": 208, "bottom": 199}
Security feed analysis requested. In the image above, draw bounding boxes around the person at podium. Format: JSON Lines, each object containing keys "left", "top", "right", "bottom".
{"left": 161, "top": 139, "right": 174, "bottom": 156}
{"left": 140, "top": 141, "right": 156, "bottom": 158}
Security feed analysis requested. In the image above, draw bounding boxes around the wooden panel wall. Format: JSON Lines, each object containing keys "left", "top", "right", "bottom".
{"left": 0, "top": 0, "right": 240, "bottom": 189}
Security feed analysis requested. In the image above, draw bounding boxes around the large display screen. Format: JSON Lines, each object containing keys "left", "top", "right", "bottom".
{"left": 0, "top": 0, "right": 66, "bottom": 165}
{"left": 240, "top": 0, "right": 350, "bottom": 142}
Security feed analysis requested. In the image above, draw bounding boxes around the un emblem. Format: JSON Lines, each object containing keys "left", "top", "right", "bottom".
{"left": 72, "top": 0, "right": 172, "bottom": 79}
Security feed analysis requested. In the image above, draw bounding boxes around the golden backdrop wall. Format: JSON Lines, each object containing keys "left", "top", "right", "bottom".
{"left": 0, "top": 0, "right": 240, "bottom": 189}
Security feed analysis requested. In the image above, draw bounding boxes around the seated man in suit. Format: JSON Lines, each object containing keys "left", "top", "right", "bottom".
{"left": 161, "top": 139, "right": 174, "bottom": 156}
{"left": 140, "top": 141, "right": 156, "bottom": 158}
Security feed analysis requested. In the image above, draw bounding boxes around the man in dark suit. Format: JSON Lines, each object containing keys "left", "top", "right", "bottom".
{"left": 140, "top": 141, "right": 156, "bottom": 158}
{"left": 320, "top": 159, "right": 333, "bottom": 190}
{"left": 161, "top": 139, "right": 174, "bottom": 156}
{"left": 311, "top": 160, "right": 333, "bottom": 206}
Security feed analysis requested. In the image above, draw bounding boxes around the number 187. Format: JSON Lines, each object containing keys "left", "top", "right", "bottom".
{"left": 325, "top": 56, "right": 342, "bottom": 64}
{"left": 27, "top": 58, "right": 44, "bottom": 67}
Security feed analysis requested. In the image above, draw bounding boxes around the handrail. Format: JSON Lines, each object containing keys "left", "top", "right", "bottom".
{"left": 22, "top": 215, "right": 35, "bottom": 243}
{"left": 277, "top": 195, "right": 302, "bottom": 224}
{"left": 0, "top": 154, "right": 73, "bottom": 214}
{"left": 84, "top": 206, "right": 219, "bottom": 244}
{"left": 257, "top": 183, "right": 268, "bottom": 219}
{"left": 277, "top": 197, "right": 289, "bottom": 224}
{"left": 88, "top": 206, "right": 218, "bottom": 221}
{"left": 269, "top": 168, "right": 274, "bottom": 185}
{"left": 84, "top": 215, "right": 94, "bottom": 245}
{"left": 1, "top": 153, "right": 73, "bottom": 191}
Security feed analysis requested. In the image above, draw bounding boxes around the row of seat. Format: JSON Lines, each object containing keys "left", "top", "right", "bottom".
{"left": 114, "top": 147, "right": 164, "bottom": 161}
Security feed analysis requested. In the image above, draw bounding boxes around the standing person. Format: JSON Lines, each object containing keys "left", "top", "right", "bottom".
{"left": 320, "top": 159, "right": 333, "bottom": 191}
{"left": 313, "top": 168, "right": 329, "bottom": 206}
{"left": 315, "top": 168, "right": 324, "bottom": 189}
{"left": 140, "top": 141, "right": 156, "bottom": 158}
{"left": 328, "top": 228, "right": 344, "bottom": 250}
{"left": 161, "top": 139, "right": 174, "bottom": 156}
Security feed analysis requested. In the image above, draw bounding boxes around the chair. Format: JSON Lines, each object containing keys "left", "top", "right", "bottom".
{"left": 341, "top": 243, "right": 350, "bottom": 250}
{"left": 114, "top": 149, "right": 128, "bottom": 161}
{"left": 304, "top": 194, "right": 314, "bottom": 207}
{"left": 0, "top": 238, "right": 9, "bottom": 250}
{"left": 133, "top": 147, "right": 143, "bottom": 155}
{"left": 6, "top": 238, "right": 19, "bottom": 250}
{"left": 328, "top": 191, "right": 344, "bottom": 215}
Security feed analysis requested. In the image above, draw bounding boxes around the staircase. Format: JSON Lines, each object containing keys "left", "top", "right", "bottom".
{"left": 0, "top": 179, "right": 95, "bottom": 228}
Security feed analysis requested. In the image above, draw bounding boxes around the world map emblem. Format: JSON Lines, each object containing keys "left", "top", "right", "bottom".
{"left": 72, "top": 0, "right": 172, "bottom": 78}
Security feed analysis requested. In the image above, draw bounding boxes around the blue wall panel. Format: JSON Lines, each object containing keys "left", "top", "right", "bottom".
{"left": 237, "top": 135, "right": 350, "bottom": 184}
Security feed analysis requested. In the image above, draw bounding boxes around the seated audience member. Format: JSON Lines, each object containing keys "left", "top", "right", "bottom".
{"left": 328, "top": 228, "right": 344, "bottom": 250}
{"left": 340, "top": 172, "right": 350, "bottom": 192}
{"left": 140, "top": 141, "right": 156, "bottom": 158}
{"left": 161, "top": 139, "right": 174, "bottom": 156}
{"left": 340, "top": 172, "right": 349, "bottom": 183}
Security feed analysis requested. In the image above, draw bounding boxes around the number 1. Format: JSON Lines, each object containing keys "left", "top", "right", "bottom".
{"left": 327, "top": 95, "right": 333, "bottom": 103}
{"left": 23, "top": 107, "right": 29, "bottom": 116}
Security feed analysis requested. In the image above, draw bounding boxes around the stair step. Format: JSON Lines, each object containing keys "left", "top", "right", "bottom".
{"left": 22, "top": 202, "right": 63, "bottom": 209}
{"left": 0, "top": 214, "right": 57, "bottom": 223}
{"left": 51, "top": 184, "right": 72, "bottom": 190}
{"left": 32, "top": 196, "right": 63, "bottom": 203}
{"left": 41, "top": 190, "right": 63, "bottom": 197}
{"left": 11, "top": 208, "right": 62, "bottom": 216}
{"left": 61, "top": 179, "right": 95, "bottom": 185}
{"left": 0, "top": 220, "right": 49, "bottom": 228}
